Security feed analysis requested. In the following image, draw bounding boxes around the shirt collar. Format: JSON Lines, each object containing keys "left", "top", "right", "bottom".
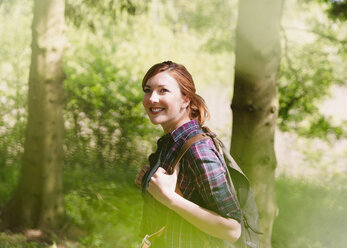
{"left": 170, "top": 119, "right": 200, "bottom": 143}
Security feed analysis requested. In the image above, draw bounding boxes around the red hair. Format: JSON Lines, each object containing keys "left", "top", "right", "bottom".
{"left": 142, "top": 61, "right": 209, "bottom": 126}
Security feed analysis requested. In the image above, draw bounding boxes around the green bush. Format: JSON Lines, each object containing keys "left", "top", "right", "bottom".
{"left": 63, "top": 167, "right": 143, "bottom": 248}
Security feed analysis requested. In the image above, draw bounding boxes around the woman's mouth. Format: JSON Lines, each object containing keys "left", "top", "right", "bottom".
{"left": 150, "top": 107, "right": 164, "bottom": 114}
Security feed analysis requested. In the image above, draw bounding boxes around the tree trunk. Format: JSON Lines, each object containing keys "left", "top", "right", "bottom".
{"left": 1, "top": 0, "right": 67, "bottom": 231}
{"left": 231, "top": 0, "right": 284, "bottom": 247}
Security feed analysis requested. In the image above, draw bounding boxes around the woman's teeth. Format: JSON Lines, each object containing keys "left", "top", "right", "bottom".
{"left": 151, "top": 108, "right": 163, "bottom": 113}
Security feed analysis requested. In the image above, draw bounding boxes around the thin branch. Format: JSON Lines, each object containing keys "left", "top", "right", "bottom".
{"left": 89, "top": 187, "right": 118, "bottom": 212}
{"left": 280, "top": 25, "right": 301, "bottom": 82}
{"left": 95, "top": 191, "right": 118, "bottom": 212}
{"left": 279, "top": 25, "right": 309, "bottom": 117}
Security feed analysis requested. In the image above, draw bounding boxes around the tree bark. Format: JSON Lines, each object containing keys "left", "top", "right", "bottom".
{"left": 231, "top": 0, "right": 284, "bottom": 247}
{"left": 1, "top": 0, "right": 67, "bottom": 231}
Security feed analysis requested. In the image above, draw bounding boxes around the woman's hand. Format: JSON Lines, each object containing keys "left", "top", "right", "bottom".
{"left": 135, "top": 165, "right": 149, "bottom": 188}
{"left": 148, "top": 166, "right": 241, "bottom": 243}
{"left": 147, "top": 166, "right": 181, "bottom": 207}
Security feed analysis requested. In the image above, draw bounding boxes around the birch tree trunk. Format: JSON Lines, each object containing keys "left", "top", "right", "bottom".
{"left": 231, "top": 0, "right": 284, "bottom": 247}
{"left": 1, "top": 0, "right": 67, "bottom": 231}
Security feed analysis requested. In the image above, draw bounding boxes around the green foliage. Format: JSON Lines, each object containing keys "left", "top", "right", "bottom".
{"left": 65, "top": 0, "right": 150, "bottom": 29}
{"left": 168, "top": 0, "right": 237, "bottom": 53}
{"left": 327, "top": 0, "right": 347, "bottom": 20}
{"left": 278, "top": 40, "right": 345, "bottom": 138}
{"left": 170, "top": 0, "right": 236, "bottom": 32}
{"left": 0, "top": 0, "right": 31, "bottom": 168}
{"left": 0, "top": 166, "right": 19, "bottom": 204}
{"left": 278, "top": 0, "right": 347, "bottom": 139}
{"left": 63, "top": 18, "right": 162, "bottom": 169}
{"left": 304, "top": 0, "right": 347, "bottom": 20}
{"left": 63, "top": 167, "right": 143, "bottom": 248}
{"left": 272, "top": 177, "right": 347, "bottom": 248}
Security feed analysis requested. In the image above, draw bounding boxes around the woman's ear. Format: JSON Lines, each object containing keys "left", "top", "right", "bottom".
{"left": 182, "top": 96, "right": 190, "bottom": 109}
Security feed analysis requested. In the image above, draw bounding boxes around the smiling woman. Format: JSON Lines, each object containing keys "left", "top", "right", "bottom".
{"left": 135, "top": 61, "right": 242, "bottom": 248}
{"left": 142, "top": 71, "right": 191, "bottom": 133}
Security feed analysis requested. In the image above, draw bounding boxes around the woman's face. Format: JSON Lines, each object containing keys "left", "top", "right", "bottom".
{"left": 142, "top": 71, "right": 190, "bottom": 133}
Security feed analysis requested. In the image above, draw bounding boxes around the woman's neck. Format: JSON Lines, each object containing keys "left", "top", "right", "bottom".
{"left": 162, "top": 116, "right": 191, "bottom": 134}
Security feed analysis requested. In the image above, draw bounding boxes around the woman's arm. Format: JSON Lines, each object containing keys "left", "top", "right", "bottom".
{"left": 148, "top": 167, "right": 241, "bottom": 243}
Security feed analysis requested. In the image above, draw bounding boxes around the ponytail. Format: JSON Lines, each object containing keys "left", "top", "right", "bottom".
{"left": 189, "top": 94, "right": 209, "bottom": 126}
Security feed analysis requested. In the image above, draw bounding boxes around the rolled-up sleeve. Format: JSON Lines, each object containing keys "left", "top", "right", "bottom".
{"left": 186, "top": 139, "right": 241, "bottom": 223}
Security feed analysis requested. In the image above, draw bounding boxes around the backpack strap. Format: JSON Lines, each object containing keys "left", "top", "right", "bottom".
{"left": 201, "top": 126, "right": 222, "bottom": 152}
{"left": 169, "top": 132, "right": 211, "bottom": 174}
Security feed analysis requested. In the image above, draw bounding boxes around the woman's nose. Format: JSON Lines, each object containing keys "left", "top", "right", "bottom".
{"left": 149, "top": 92, "right": 159, "bottom": 103}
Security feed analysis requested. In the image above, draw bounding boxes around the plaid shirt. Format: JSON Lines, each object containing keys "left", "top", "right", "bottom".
{"left": 141, "top": 120, "right": 241, "bottom": 248}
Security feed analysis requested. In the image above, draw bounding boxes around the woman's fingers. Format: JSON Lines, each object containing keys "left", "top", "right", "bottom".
{"left": 154, "top": 167, "right": 167, "bottom": 176}
{"left": 147, "top": 166, "right": 181, "bottom": 207}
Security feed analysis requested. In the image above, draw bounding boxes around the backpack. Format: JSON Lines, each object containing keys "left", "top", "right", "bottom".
{"left": 168, "top": 127, "right": 262, "bottom": 248}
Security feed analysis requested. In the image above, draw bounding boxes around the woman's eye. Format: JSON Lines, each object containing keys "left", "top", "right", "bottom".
{"left": 160, "top": 88, "right": 169, "bottom": 93}
{"left": 143, "top": 88, "right": 151, "bottom": 93}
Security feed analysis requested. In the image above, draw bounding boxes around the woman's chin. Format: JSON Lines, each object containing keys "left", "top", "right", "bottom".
{"left": 149, "top": 118, "right": 162, "bottom": 125}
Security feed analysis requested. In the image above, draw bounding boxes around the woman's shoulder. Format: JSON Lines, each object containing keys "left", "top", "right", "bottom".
{"left": 190, "top": 136, "right": 216, "bottom": 149}
{"left": 184, "top": 136, "right": 227, "bottom": 179}
{"left": 186, "top": 136, "right": 222, "bottom": 162}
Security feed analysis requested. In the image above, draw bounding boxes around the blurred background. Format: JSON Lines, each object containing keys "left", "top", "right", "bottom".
{"left": 0, "top": 0, "right": 346, "bottom": 247}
